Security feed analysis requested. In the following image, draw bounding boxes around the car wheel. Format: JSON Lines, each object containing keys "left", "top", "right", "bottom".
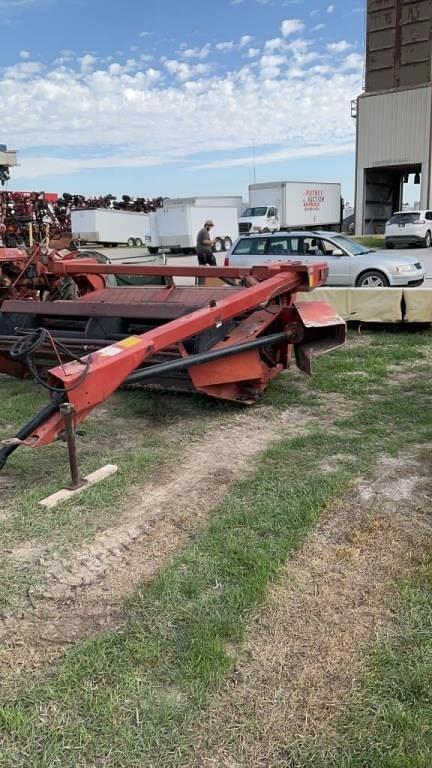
{"left": 262, "top": 228, "right": 270, "bottom": 233}
{"left": 385, "top": 241, "right": 394, "bottom": 249}
{"left": 127, "top": 237, "right": 135, "bottom": 247}
{"left": 148, "top": 246, "right": 159, "bottom": 254}
{"left": 213, "top": 237, "right": 223, "bottom": 253}
{"left": 356, "top": 270, "right": 390, "bottom": 288}
{"left": 424, "top": 231, "right": 431, "bottom": 248}
{"left": 223, "top": 236, "right": 232, "bottom": 251}
{"left": 134, "top": 238, "right": 143, "bottom": 248}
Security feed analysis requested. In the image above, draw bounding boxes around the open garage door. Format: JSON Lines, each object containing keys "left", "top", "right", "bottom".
{"left": 363, "top": 164, "right": 421, "bottom": 234}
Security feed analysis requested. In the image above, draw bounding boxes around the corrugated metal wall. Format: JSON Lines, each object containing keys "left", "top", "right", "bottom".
{"left": 355, "top": 86, "right": 432, "bottom": 232}
{"left": 357, "top": 87, "right": 432, "bottom": 166}
{"left": 366, "top": 0, "right": 432, "bottom": 92}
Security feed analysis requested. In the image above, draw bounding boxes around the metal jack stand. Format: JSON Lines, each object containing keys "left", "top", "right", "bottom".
{"left": 59, "top": 403, "right": 87, "bottom": 491}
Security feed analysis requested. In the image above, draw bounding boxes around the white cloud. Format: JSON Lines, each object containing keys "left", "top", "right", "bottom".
{"left": 281, "top": 19, "right": 305, "bottom": 37}
{"left": 164, "top": 59, "right": 211, "bottom": 82}
{"left": 340, "top": 52, "right": 363, "bottom": 71}
{"left": 79, "top": 54, "right": 98, "bottom": 74}
{"left": 0, "top": 0, "right": 54, "bottom": 19}
{"left": 4, "top": 60, "right": 44, "bottom": 79}
{"left": 286, "top": 38, "right": 318, "bottom": 65}
{"left": 260, "top": 54, "right": 286, "bottom": 79}
{"left": 194, "top": 141, "right": 355, "bottom": 170}
{"left": 239, "top": 35, "right": 253, "bottom": 48}
{"left": 215, "top": 41, "right": 235, "bottom": 52}
{"left": 327, "top": 40, "right": 351, "bottom": 53}
{"left": 312, "top": 23, "right": 325, "bottom": 31}
{"left": 180, "top": 44, "right": 211, "bottom": 60}
{"left": 0, "top": 0, "right": 39, "bottom": 5}
{"left": 327, "top": 4, "right": 335, "bottom": 12}
{"left": 3, "top": 35, "right": 362, "bottom": 182}
{"left": 0, "top": 0, "right": 42, "bottom": 8}
{"left": 15, "top": 153, "right": 169, "bottom": 179}
{"left": 310, "top": 64, "right": 333, "bottom": 75}
{"left": 265, "top": 38, "right": 284, "bottom": 52}
{"left": 19, "top": 50, "right": 30, "bottom": 59}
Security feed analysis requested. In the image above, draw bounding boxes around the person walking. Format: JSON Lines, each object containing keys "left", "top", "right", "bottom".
{"left": 196, "top": 220, "right": 216, "bottom": 266}
{"left": 196, "top": 220, "right": 216, "bottom": 285}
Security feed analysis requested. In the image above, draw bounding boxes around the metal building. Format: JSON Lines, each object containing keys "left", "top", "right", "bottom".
{"left": 355, "top": 0, "right": 432, "bottom": 234}
{"left": 0, "top": 145, "right": 18, "bottom": 186}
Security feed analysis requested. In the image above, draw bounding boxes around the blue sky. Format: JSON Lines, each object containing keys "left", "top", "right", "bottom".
{"left": 1, "top": 0, "right": 365, "bottom": 204}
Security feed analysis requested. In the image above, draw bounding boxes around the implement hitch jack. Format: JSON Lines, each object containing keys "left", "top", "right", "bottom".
{"left": 59, "top": 403, "right": 86, "bottom": 491}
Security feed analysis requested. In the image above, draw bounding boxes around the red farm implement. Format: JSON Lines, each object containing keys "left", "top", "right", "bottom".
{"left": 0, "top": 259, "right": 345, "bottom": 472}
{"left": 0, "top": 245, "right": 106, "bottom": 303}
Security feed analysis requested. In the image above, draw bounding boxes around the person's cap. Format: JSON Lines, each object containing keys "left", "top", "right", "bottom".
{"left": 205, "top": 219, "right": 214, "bottom": 227}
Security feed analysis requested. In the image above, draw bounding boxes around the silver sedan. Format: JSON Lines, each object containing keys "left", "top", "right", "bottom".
{"left": 226, "top": 231, "right": 425, "bottom": 287}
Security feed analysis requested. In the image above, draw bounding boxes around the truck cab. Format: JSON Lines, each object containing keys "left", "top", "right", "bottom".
{"left": 238, "top": 205, "right": 279, "bottom": 234}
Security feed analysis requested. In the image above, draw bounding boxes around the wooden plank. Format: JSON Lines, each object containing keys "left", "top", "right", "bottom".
{"left": 39, "top": 464, "right": 118, "bottom": 510}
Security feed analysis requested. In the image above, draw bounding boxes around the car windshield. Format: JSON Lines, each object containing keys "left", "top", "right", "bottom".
{"left": 242, "top": 207, "right": 268, "bottom": 217}
{"left": 388, "top": 212, "right": 420, "bottom": 224}
{"left": 329, "top": 235, "right": 371, "bottom": 255}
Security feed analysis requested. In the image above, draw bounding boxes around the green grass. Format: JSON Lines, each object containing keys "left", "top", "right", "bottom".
{"left": 5, "top": 323, "right": 417, "bottom": 612}
{"left": 0, "top": 380, "right": 236, "bottom": 612}
{"left": 310, "top": 328, "right": 431, "bottom": 398}
{"left": 354, "top": 235, "right": 385, "bottom": 249}
{"left": 295, "top": 556, "right": 432, "bottom": 768}
{"left": 0, "top": 330, "right": 431, "bottom": 766}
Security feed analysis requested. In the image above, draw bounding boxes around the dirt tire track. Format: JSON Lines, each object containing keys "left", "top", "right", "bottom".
{"left": 183, "top": 452, "right": 432, "bottom": 768}
{"left": 0, "top": 403, "right": 326, "bottom": 653}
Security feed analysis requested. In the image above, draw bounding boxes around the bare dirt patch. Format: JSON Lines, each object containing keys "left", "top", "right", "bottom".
{"left": 184, "top": 451, "right": 432, "bottom": 768}
{"left": 318, "top": 453, "right": 357, "bottom": 473}
{"left": 0, "top": 402, "right": 325, "bottom": 680}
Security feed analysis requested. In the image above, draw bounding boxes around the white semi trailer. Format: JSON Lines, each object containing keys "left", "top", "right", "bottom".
{"left": 238, "top": 181, "right": 342, "bottom": 234}
{"left": 148, "top": 197, "right": 243, "bottom": 254}
{"left": 71, "top": 208, "right": 152, "bottom": 247}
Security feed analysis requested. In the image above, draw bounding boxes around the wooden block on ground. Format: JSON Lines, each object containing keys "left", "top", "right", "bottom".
{"left": 39, "top": 464, "right": 118, "bottom": 510}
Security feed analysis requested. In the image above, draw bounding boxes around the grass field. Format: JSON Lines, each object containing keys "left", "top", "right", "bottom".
{"left": 353, "top": 235, "right": 385, "bottom": 249}
{"left": 0, "top": 328, "right": 431, "bottom": 766}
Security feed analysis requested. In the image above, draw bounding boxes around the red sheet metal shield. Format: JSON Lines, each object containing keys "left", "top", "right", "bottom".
{"left": 293, "top": 300, "right": 346, "bottom": 375}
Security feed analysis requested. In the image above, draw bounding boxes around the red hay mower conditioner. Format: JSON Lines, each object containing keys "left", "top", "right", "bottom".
{"left": 0, "top": 250, "right": 345, "bottom": 474}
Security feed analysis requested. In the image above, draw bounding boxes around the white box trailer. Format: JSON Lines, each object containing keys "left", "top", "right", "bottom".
{"left": 239, "top": 181, "right": 342, "bottom": 233}
{"left": 149, "top": 200, "right": 240, "bottom": 254}
{"left": 71, "top": 208, "right": 152, "bottom": 247}
{"left": 163, "top": 196, "right": 244, "bottom": 213}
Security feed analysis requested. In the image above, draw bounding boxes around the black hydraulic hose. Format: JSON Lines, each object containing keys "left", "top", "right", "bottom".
{"left": 9, "top": 328, "right": 92, "bottom": 394}
{"left": 0, "top": 392, "right": 65, "bottom": 470}
{"left": 126, "top": 331, "right": 291, "bottom": 385}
